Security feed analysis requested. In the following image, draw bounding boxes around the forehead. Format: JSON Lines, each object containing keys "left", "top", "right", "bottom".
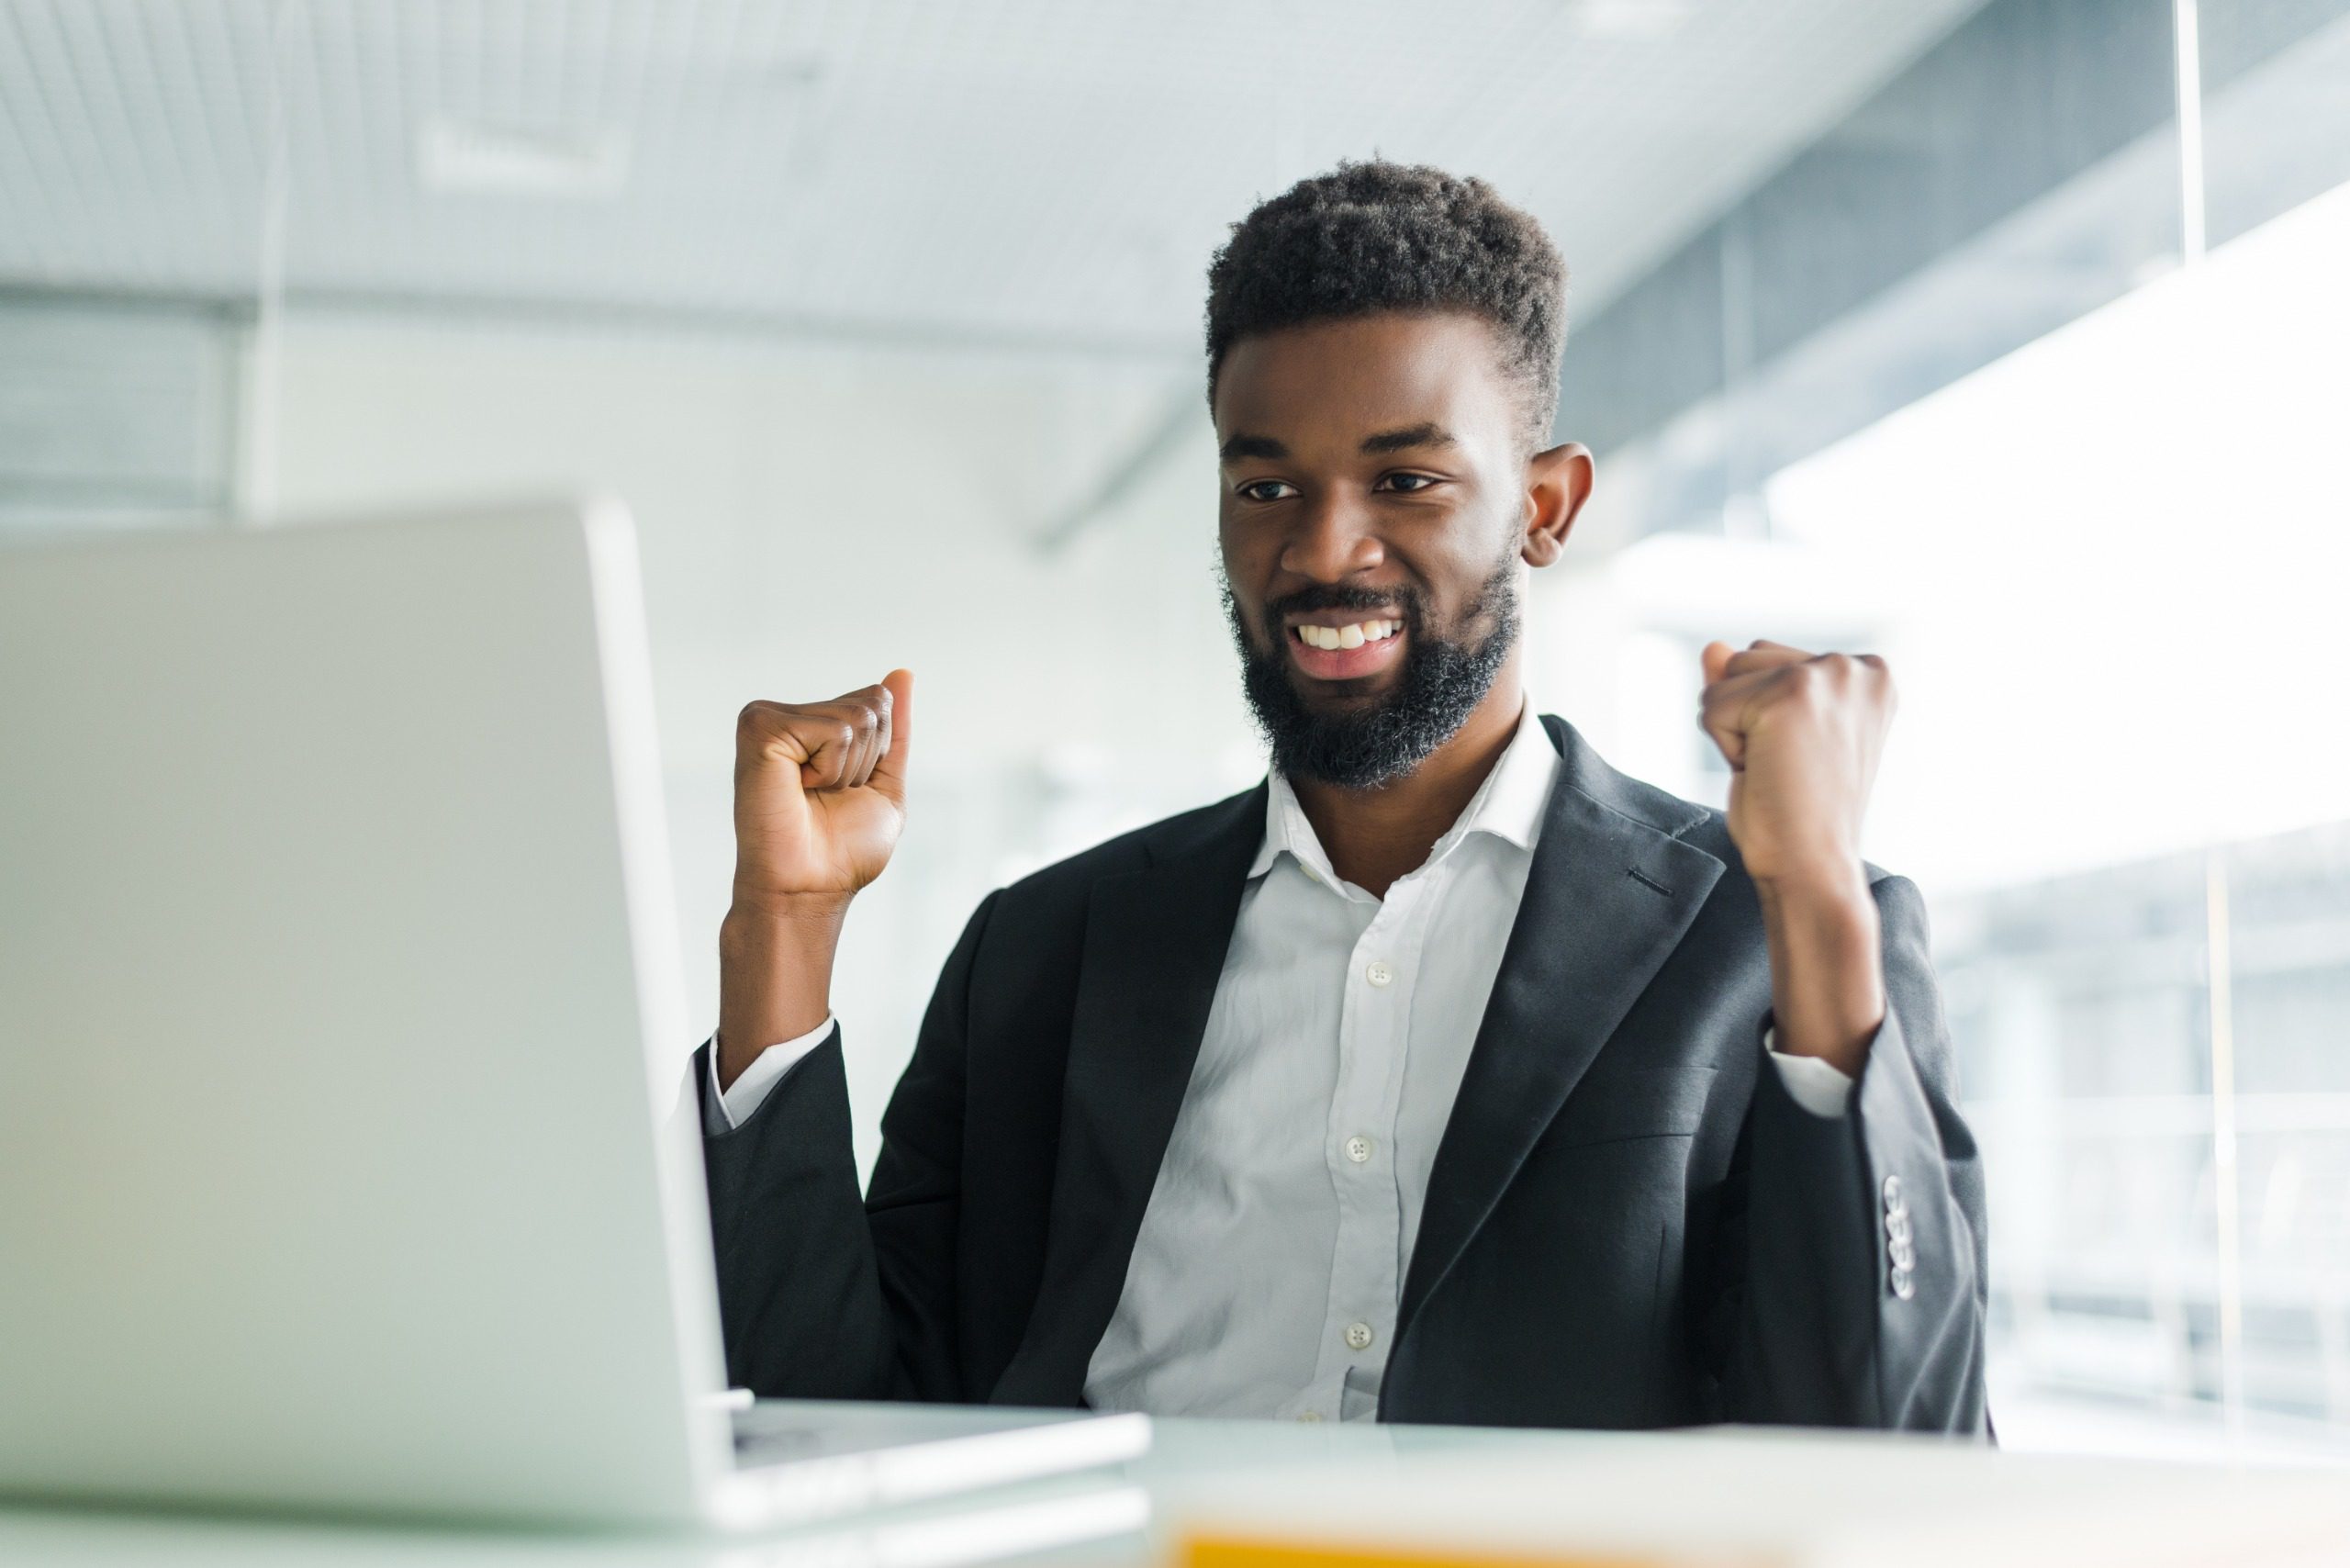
{"left": 1213, "top": 310, "right": 1517, "bottom": 445}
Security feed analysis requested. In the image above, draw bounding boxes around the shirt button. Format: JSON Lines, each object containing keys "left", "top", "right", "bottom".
{"left": 1345, "top": 1135, "right": 1374, "bottom": 1164}
{"left": 1295, "top": 1410, "right": 1324, "bottom": 1424}
{"left": 1366, "top": 960, "right": 1393, "bottom": 987}
{"left": 1344, "top": 1321, "right": 1374, "bottom": 1351}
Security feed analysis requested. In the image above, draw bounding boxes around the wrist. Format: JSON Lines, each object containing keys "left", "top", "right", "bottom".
{"left": 717, "top": 899, "right": 845, "bottom": 1091}
{"left": 1751, "top": 857, "right": 1874, "bottom": 924}
{"left": 1753, "top": 860, "right": 1883, "bottom": 1078}
{"left": 727, "top": 882, "right": 854, "bottom": 930}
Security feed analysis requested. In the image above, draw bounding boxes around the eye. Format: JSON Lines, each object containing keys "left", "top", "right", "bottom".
{"left": 1237, "top": 479, "right": 1296, "bottom": 503}
{"left": 1377, "top": 472, "right": 1441, "bottom": 494}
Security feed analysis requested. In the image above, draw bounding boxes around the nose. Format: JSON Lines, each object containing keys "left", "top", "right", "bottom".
{"left": 1280, "top": 493, "right": 1384, "bottom": 584}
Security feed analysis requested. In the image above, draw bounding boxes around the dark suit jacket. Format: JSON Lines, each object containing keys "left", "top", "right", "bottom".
{"left": 698, "top": 716, "right": 1989, "bottom": 1432}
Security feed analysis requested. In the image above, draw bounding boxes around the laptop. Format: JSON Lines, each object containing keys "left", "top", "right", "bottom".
{"left": 0, "top": 498, "right": 1149, "bottom": 1533}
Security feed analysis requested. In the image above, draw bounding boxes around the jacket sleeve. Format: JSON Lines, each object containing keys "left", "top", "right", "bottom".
{"left": 1716, "top": 873, "right": 1991, "bottom": 1432}
{"left": 698, "top": 890, "right": 1001, "bottom": 1402}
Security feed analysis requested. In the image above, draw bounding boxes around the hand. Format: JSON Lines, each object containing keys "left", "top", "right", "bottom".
{"left": 1697, "top": 641, "right": 1893, "bottom": 890}
{"left": 1698, "top": 641, "right": 1892, "bottom": 1074}
{"left": 717, "top": 671, "right": 911, "bottom": 1086}
{"left": 732, "top": 671, "right": 913, "bottom": 917}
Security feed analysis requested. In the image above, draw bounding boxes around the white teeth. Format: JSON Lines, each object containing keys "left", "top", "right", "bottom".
{"left": 1298, "top": 620, "right": 1400, "bottom": 651}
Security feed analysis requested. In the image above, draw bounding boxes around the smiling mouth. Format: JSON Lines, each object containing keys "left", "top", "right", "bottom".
{"left": 1285, "top": 615, "right": 1406, "bottom": 681}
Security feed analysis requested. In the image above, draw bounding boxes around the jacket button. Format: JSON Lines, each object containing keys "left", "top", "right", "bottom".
{"left": 1889, "top": 1265, "right": 1916, "bottom": 1301}
{"left": 1882, "top": 1174, "right": 1906, "bottom": 1215}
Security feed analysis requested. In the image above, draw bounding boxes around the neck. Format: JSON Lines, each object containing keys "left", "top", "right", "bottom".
{"left": 1287, "top": 663, "right": 1526, "bottom": 899}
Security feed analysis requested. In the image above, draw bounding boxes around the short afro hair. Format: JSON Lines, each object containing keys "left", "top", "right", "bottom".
{"left": 1204, "top": 160, "right": 1568, "bottom": 448}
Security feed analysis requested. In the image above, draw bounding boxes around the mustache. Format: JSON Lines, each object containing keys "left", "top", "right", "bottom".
{"left": 1259, "top": 584, "right": 1426, "bottom": 638}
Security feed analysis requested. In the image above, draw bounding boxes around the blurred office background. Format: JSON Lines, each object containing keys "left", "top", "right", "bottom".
{"left": 5, "top": 0, "right": 2346, "bottom": 1462}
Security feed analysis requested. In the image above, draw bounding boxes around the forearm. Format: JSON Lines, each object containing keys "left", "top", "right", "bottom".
{"left": 699, "top": 1037, "right": 899, "bottom": 1400}
{"left": 1718, "top": 874, "right": 1990, "bottom": 1433}
{"left": 1754, "top": 863, "right": 1884, "bottom": 1079}
{"left": 717, "top": 895, "right": 847, "bottom": 1091}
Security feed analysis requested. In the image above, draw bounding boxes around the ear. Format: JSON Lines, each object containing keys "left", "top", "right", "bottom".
{"left": 1520, "top": 441, "right": 1594, "bottom": 568}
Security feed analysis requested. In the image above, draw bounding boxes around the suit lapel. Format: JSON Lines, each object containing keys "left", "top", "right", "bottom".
{"left": 988, "top": 784, "right": 1266, "bottom": 1407}
{"left": 1396, "top": 715, "right": 1725, "bottom": 1340}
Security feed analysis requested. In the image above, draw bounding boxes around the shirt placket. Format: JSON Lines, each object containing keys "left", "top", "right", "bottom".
{"left": 1304, "top": 872, "right": 1427, "bottom": 1421}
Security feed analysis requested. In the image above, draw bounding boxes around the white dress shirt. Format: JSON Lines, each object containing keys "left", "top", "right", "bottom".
{"left": 707, "top": 704, "right": 1852, "bottom": 1420}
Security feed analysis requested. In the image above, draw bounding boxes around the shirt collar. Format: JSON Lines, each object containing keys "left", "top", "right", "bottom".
{"left": 1248, "top": 700, "right": 1560, "bottom": 885}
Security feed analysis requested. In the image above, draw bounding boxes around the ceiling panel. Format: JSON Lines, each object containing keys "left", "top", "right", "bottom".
{"left": 0, "top": 0, "right": 1991, "bottom": 352}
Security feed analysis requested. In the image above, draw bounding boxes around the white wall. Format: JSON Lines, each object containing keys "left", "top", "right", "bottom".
{"left": 252, "top": 310, "right": 1639, "bottom": 1168}
{"left": 258, "top": 314, "right": 1266, "bottom": 1166}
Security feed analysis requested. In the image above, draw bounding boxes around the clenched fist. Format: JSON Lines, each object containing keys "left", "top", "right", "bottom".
{"left": 1697, "top": 640, "right": 1893, "bottom": 888}
{"left": 732, "top": 671, "right": 913, "bottom": 913}
{"left": 717, "top": 670, "right": 911, "bottom": 1086}
{"left": 1696, "top": 640, "right": 1893, "bottom": 1074}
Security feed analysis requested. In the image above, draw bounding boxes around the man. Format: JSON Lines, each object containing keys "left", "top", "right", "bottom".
{"left": 697, "top": 162, "right": 1987, "bottom": 1431}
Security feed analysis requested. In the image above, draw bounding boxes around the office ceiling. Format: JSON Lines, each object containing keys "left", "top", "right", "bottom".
{"left": 0, "top": 0, "right": 1988, "bottom": 353}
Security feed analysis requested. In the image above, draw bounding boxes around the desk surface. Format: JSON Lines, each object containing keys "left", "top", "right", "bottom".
{"left": 3, "top": 1415, "right": 2344, "bottom": 1568}
{"left": 0, "top": 1417, "right": 1553, "bottom": 1567}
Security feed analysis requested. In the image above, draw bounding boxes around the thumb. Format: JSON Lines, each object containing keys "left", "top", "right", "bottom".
{"left": 1699, "top": 640, "right": 1734, "bottom": 686}
{"left": 870, "top": 667, "right": 913, "bottom": 802}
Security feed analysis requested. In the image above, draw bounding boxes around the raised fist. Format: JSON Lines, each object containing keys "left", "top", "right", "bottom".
{"left": 1697, "top": 641, "right": 1893, "bottom": 889}
{"left": 731, "top": 670, "right": 912, "bottom": 915}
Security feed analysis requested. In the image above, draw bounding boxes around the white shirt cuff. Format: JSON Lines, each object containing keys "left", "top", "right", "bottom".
{"left": 705, "top": 1014, "right": 836, "bottom": 1131}
{"left": 1763, "top": 1025, "right": 1855, "bottom": 1118}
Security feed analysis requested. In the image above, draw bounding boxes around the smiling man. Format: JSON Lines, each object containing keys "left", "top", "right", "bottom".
{"left": 698, "top": 162, "right": 1988, "bottom": 1432}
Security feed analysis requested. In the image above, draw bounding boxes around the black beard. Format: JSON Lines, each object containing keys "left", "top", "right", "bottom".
{"left": 1222, "top": 555, "right": 1519, "bottom": 790}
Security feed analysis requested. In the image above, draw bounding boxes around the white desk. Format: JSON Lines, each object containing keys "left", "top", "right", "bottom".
{"left": 0, "top": 1417, "right": 1537, "bottom": 1568}
{"left": 3, "top": 1417, "right": 2344, "bottom": 1568}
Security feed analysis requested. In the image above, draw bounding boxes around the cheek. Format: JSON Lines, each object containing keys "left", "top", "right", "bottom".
{"left": 1214, "top": 532, "right": 1261, "bottom": 621}
{"left": 1217, "top": 516, "right": 1272, "bottom": 582}
{"left": 1405, "top": 513, "right": 1516, "bottom": 627}
{"left": 1395, "top": 499, "right": 1497, "bottom": 565}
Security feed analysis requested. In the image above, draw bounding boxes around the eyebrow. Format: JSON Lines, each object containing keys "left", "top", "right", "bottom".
{"left": 1360, "top": 422, "right": 1457, "bottom": 454}
{"left": 1218, "top": 423, "right": 1459, "bottom": 463}
{"left": 1219, "top": 433, "right": 1287, "bottom": 462}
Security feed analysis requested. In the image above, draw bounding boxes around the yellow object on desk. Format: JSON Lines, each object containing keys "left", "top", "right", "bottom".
{"left": 1165, "top": 1428, "right": 2350, "bottom": 1568}
{"left": 1184, "top": 1537, "right": 1705, "bottom": 1568}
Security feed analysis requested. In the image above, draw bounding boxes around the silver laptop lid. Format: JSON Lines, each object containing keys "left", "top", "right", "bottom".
{"left": 0, "top": 499, "right": 731, "bottom": 1525}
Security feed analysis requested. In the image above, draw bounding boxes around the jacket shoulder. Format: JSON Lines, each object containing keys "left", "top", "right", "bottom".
{"left": 988, "top": 782, "right": 1266, "bottom": 924}
{"left": 1544, "top": 711, "right": 1729, "bottom": 854}
{"left": 1542, "top": 712, "right": 1908, "bottom": 898}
